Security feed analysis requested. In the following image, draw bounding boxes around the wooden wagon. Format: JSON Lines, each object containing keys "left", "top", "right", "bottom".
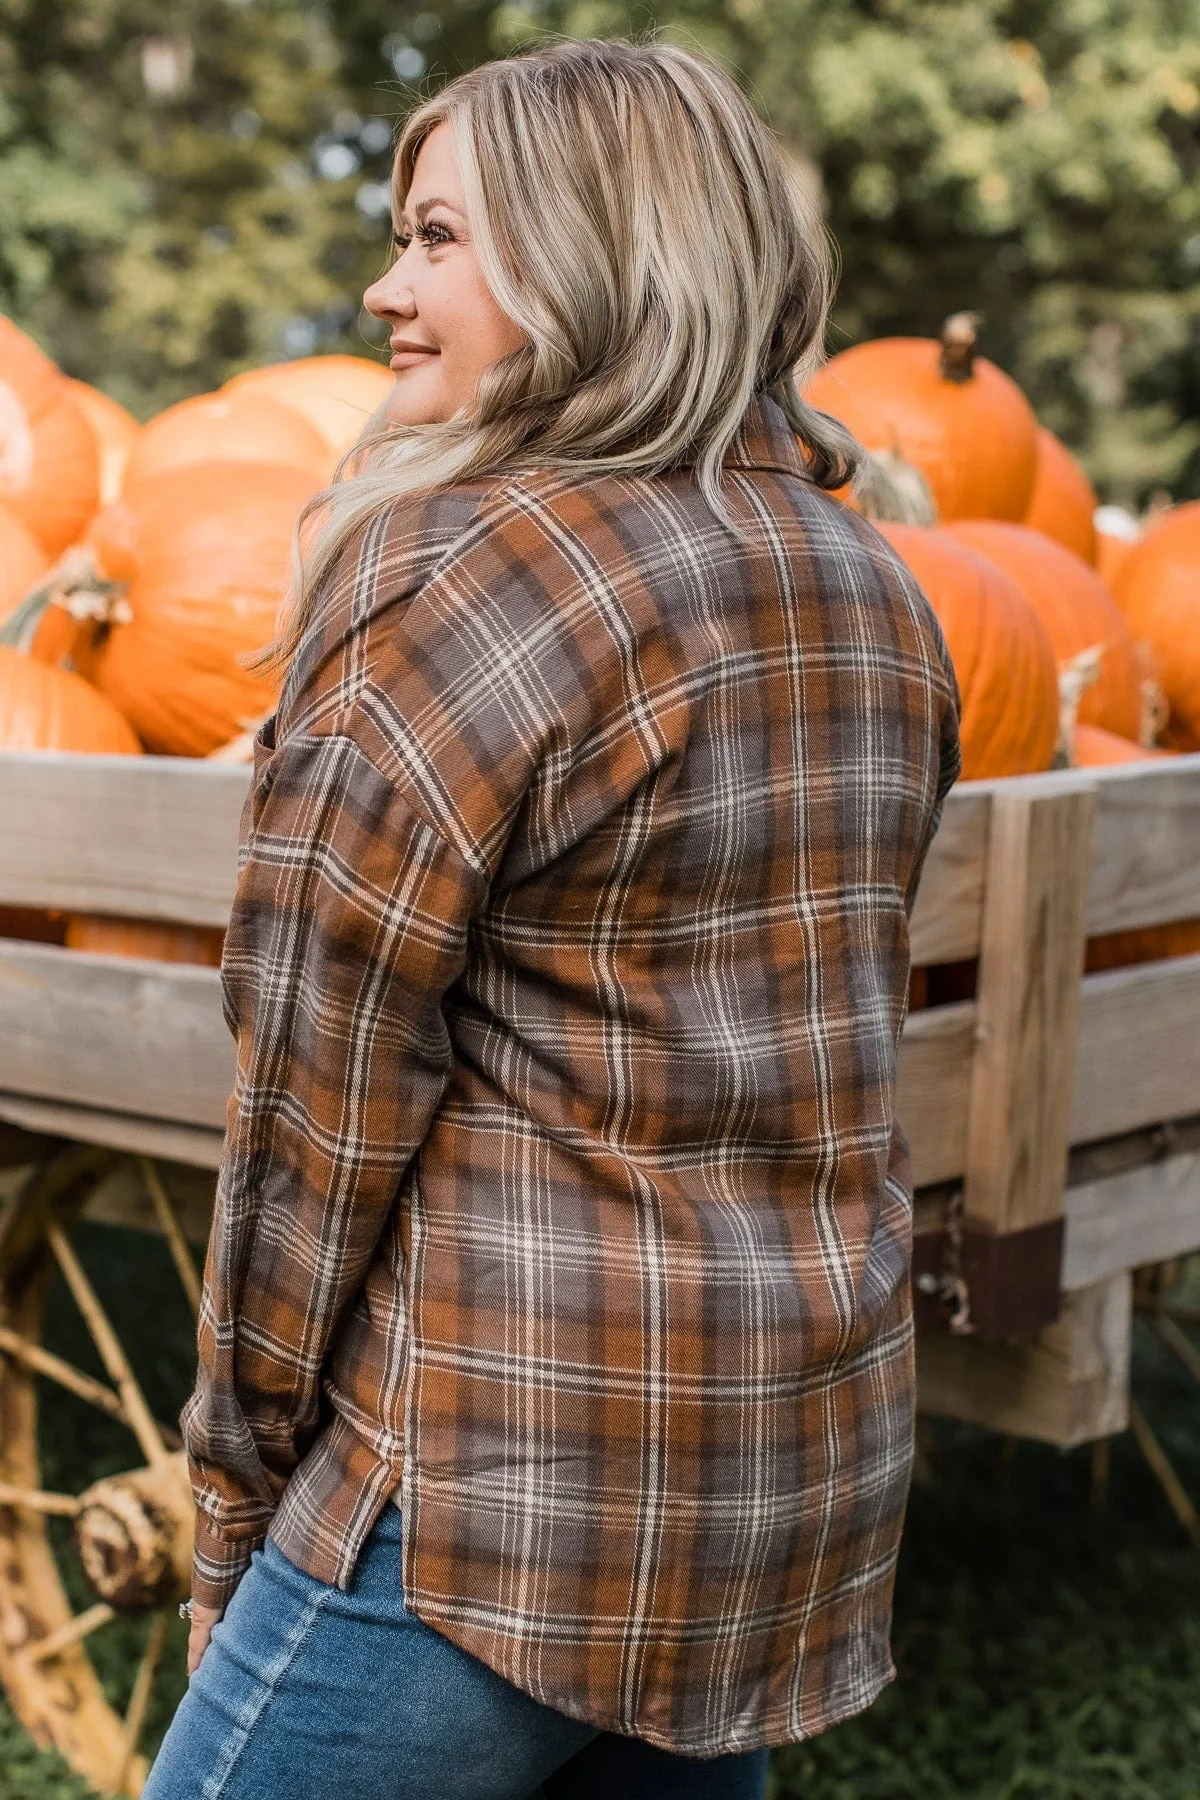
{"left": 0, "top": 746, "right": 1198, "bottom": 1793}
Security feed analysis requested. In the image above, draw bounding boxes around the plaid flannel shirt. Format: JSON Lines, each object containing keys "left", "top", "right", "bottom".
{"left": 182, "top": 394, "right": 961, "bottom": 1755}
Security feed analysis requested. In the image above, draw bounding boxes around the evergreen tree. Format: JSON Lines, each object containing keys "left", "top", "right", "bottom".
{"left": 0, "top": 0, "right": 394, "bottom": 414}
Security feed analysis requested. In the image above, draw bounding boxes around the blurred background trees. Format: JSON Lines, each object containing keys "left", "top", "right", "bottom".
{"left": 3, "top": 0, "right": 1199, "bottom": 505}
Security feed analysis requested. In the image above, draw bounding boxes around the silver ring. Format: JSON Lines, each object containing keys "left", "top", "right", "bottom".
{"left": 179, "top": 1599, "right": 194, "bottom": 1622}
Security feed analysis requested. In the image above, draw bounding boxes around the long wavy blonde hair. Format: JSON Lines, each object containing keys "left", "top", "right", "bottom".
{"left": 262, "top": 36, "right": 860, "bottom": 670}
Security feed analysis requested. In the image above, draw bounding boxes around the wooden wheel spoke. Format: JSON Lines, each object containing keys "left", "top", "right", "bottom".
{"left": 114, "top": 1608, "right": 170, "bottom": 1790}
{"left": 0, "top": 1482, "right": 80, "bottom": 1517}
{"left": 139, "top": 1157, "right": 202, "bottom": 1318}
{"left": 0, "top": 1321, "right": 126, "bottom": 1422}
{"left": 45, "top": 1223, "right": 167, "bottom": 1468}
{"left": 1129, "top": 1399, "right": 1200, "bottom": 1550}
{"left": 1144, "top": 1309, "right": 1200, "bottom": 1387}
{"left": 26, "top": 1601, "right": 116, "bottom": 1666}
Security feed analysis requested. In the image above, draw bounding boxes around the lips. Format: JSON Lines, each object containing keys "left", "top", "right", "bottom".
{"left": 389, "top": 341, "right": 438, "bottom": 370}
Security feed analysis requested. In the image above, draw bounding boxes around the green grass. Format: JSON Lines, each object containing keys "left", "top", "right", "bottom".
{"left": 2, "top": 1231, "right": 1199, "bottom": 1797}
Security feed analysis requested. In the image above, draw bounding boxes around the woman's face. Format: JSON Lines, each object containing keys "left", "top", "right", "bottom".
{"left": 363, "top": 122, "right": 526, "bottom": 426}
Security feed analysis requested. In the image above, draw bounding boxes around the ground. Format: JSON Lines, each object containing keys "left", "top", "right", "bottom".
{"left": 1, "top": 1231, "right": 1197, "bottom": 1799}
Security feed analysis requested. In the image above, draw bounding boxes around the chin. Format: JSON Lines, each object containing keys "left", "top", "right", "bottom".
{"left": 384, "top": 377, "right": 453, "bottom": 429}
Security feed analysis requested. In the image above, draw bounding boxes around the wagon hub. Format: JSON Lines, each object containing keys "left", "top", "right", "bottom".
{"left": 75, "top": 1454, "right": 194, "bottom": 1611}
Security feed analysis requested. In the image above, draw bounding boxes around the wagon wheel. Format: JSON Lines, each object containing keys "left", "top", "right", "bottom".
{"left": 0, "top": 1142, "right": 199, "bottom": 1795}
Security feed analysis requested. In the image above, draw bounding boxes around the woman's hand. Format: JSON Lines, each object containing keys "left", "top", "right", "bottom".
{"left": 186, "top": 1600, "right": 225, "bottom": 1677}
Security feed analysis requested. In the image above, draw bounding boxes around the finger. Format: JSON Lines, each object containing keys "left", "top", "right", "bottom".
{"left": 186, "top": 1617, "right": 216, "bottom": 1677}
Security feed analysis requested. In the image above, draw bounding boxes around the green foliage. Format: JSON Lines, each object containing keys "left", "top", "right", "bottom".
{"left": 0, "top": 0, "right": 396, "bottom": 415}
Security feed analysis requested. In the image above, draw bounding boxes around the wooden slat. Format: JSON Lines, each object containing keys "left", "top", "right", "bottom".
{"left": 1070, "top": 955, "right": 1200, "bottom": 1146}
{"left": 916, "top": 1271, "right": 1132, "bottom": 1448}
{"left": 896, "top": 1002, "right": 975, "bottom": 1188}
{"left": 1082, "top": 752, "right": 1200, "bottom": 935}
{"left": 908, "top": 784, "right": 989, "bottom": 965}
{"left": 1061, "top": 1149, "right": 1200, "bottom": 1291}
{"left": 908, "top": 757, "right": 1200, "bottom": 967}
{"left": 963, "top": 780, "right": 1096, "bottom": 1234}
{"left": 0, "top": 1093, "right": 225, "bottom": 1170}
{"left": 0, "top": 752, "right": 248, "bottom": 927}
{"left": 0, "top": 944, "right": 231, "bottom": 1128}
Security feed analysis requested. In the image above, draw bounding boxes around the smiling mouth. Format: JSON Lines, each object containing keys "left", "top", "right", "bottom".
{"left": 389, "top": 345, "right": 439, "bottom": 369}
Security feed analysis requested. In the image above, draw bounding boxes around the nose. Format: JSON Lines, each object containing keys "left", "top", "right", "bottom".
{"left": 363, "top": 265, "right": 417, "bottom": 322}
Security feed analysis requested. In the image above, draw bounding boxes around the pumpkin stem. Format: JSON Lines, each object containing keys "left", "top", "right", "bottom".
{"left": 0, "top": 547, "right": 130, "bottom": 661}
{"left": 1133, "top": 641, "right": 1169, "bottom": 748}
{"left": 851, "top": 447, "right": 939, "bottom": 526}
{"left": 938, "top": 312, "right": 982, "bottom": 384}
{"left": 1055, "top": 643, "right": 1105, "bottom": 767}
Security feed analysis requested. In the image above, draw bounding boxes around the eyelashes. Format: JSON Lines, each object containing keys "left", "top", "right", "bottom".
{"left": 392, "top": 222, "right": 454, "bottom": 251}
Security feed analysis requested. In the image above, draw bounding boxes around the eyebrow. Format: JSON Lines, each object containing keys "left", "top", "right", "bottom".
{"left": 397, "top": 195, "right": 466, "bottom": 231}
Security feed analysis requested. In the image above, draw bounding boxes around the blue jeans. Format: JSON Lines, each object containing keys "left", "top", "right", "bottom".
{"left": 143, "top": 1503, "right": 771, "bottom": 1799}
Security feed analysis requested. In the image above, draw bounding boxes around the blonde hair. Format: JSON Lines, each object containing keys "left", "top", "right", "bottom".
{"left": 262, "top": 36, "right": 859, "bottom": 669}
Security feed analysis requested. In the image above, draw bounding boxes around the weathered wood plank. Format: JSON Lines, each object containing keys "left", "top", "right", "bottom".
{"left": 0, "top": 1092, "right": 226, "bottom": 1169}
{"left": 1071, "top": 955, "right": 1200, "bottom": 1146}
{"left": 908, "top": 785, "right": 989, "bottom": 966}
{"left": 0, "top": 752, "right": 248, "bottom": 927}
{"left": 0, "top": 944, "right": 232, "bottom": 1129}
{"left": 1082, "top": 752, "right": 1200, "bottom": 935}
{"left": 916, "top": 1270, "right": 1132, "bottom": 1447}
{"left": 963, "top": 779, "right": 1096, "bottom": 1234}
{"left": 897, "top": 1003, "right": 975, "bottom": 1188}
{"left": 1062, "top": 1148, "right": 1200, "bottom": 1291}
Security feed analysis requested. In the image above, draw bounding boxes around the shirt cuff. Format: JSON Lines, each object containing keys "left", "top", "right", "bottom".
{"left": 190, "top": 1504, "right": 268, "bottom": 1612}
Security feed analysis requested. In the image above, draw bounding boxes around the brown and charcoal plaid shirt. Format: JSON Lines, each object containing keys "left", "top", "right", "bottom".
{"left": 183, "top": 393, "right": 961, "bottom": 1755}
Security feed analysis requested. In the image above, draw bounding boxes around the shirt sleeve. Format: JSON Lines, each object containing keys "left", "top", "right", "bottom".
{"left": 182, "top": 720, "right": 490, "bottom": 1608}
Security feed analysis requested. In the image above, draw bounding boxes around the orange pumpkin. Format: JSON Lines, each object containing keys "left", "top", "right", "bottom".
{"left": 88, "top": 460, "right": 314, "bottom": 755}
{"left": 1022, "top": 427, "right": 1097, "bottom": 565}
{"left": 223, "top": 355, "right": 395, "bottom": 459}
{"left": 877, "top": 523, "right": 1059, "bottom": 778}
{"left": 0, "top": 642, "right": 141, "bottom": 752}
{"left": 0, "top": 504, "right": 50, "bottom": 620}
{"left": 944, "top": 521, "right": 1142, "bottom": 742}
{"left": 1110, "top": 502, "right": 1200, "bottom": 751}
{"left": 64, "top": 915, "right": 225, "bottom": 965}
{"left": 0, "top": 316, "right": 99, "bottom": 555}
{"left": 64, "top": 378, "right": 140, "bottom": 506}
{"left": 1071, "top": 724, "right": 1172, "bottom": 766}
{"left": 805, "top": 313, "right": 1039, "bottom": 523}
{"left": 122, "top": 390, "right": 332, "bottom": 495}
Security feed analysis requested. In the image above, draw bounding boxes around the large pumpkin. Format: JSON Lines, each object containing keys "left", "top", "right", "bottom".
{"left": 805, "top": 313, "right": 1039, "bottom": 523}
{"left": 0, "top": 642, "right": 141, "bottom": 752}
{"left": 87, "top": 460, "right": 314, "bottom": 755}
{"left": 122, "top": 390, "right": 332, "bottom": 494}
{"left": 1022, "top": 427, "right": 1097, "bottom": 565}
{"left": 944, "top": 521, "right": 1142, "bottom": 742}
{"left": 877, "top": 522, "right": 1058, "bottom": 778}
{"left": 223, "top": 355, "right": 395, "bottom": 458}
{"left": 0, "top": 505, "right": 50, "bottom": 621}
{"left": 1110, "top": 502, "right": 1200, "bottom": 751}
{"left": 0, "top": 316, "right": 99, "bottom": 555}
{"left": 1071, "top": 725, "right": 1172, "bottom": 767}
{"left": 65, "top": 378, "right": 140, "bottom": 507}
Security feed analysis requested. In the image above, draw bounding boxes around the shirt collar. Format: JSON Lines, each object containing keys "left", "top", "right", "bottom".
{"left": 722, "top": 392, "right": 809, "bottom": 480}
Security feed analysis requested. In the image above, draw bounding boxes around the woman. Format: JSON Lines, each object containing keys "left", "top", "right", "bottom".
{"left": 145, "top": 36, "right": 960, "bottom": 1800}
